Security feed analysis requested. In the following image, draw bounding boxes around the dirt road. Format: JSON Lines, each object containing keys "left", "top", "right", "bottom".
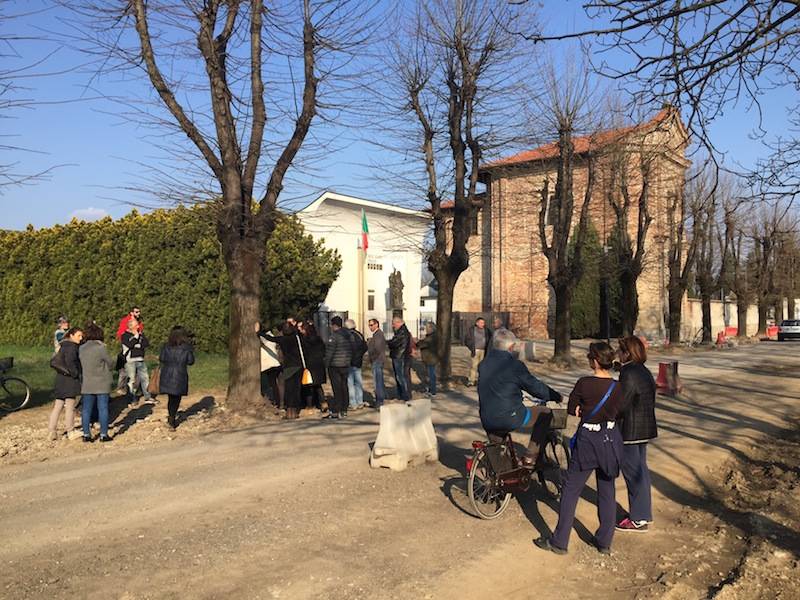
{"left": 1, "top": 343, "right": 798, "bottom": 599}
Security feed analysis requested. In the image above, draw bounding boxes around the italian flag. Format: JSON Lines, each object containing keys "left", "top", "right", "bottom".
{"left": 361, "top": 208, "right": 369, "bottom": 251}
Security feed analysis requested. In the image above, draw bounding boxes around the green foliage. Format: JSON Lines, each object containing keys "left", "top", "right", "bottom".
{"left": 570, "top": 224, "right": 602, "bottom": 338}
{"left": 0, "top": 207, "right": 340, "bottom": 352}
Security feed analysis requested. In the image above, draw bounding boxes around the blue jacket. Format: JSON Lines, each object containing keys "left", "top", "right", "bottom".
{"left": 478, "top": 350, "right": 561, "bottom": 432}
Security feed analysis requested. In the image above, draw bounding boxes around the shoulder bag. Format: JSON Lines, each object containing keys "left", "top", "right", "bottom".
{"left": 49, "top": 348, "right": 72, "bottom": 376}
{"left": 569, "top": 380, "right": 617, "bottom": 452}
{"left": 297, "top": 335, "right": 313, "bottom": 385}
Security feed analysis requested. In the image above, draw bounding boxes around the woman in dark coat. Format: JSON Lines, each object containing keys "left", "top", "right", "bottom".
{"left": 259, "top": 321, "right": 304, "bottom": 419}
{"left": 159, "top": 326, "right": 195, "bottom": 429}
{"left": 48, "top": 327, "right": 84, "bottom": 440}
{"left": 535, "top": 342, "right": 625, "bottom": 555}
{"left": 301, "top": 321, "right": 326, "bottom": 410}
{"left": 614, "top": 336, "right": 658, "bottom": 532}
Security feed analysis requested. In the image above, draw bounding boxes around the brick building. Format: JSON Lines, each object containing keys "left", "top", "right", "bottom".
{"left": 452, "top": 107, "right": 690, "bottom": 339}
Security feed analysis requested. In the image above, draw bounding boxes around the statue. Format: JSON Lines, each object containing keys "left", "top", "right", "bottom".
{"left": 388, "top": 269, "right": 404, "bottom": 310}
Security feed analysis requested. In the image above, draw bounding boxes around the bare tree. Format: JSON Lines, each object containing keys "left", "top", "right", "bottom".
{"left": 534, "top": 62, "right": 600, "bottom": 363}
{"left": 665, "top": 168, "right": 706, "bottom": 343}
{"left": 691, "top": 175, "right": 737, "bottom": 342}
{"left": 67, "top": 1, "right": 375, "bottom": 412}
{"left": 603, "top": 133, "right": 654, "bottom": 337}
{"left": 528, "top": 2, "right": 800, "bottom": 184}
{"left": 384, "top": 0, "right": 531, "bottom": 381}
{"left": 724, "top": 204, "right": 754, "bottom": 337}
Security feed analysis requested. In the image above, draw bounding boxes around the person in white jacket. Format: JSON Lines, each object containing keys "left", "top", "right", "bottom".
{"left": 258, "top": 327, "right": 283, "bottom": 409}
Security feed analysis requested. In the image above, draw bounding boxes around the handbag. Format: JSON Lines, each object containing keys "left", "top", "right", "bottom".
{"left": 297, "top": 335, "right": 313, "bottom": 385}
{"left": 49, "top": 349, "right": 72, "bottom": 376}
{"left": 569, "top": 381, "right": 617, "bottom": 452}
{"left": 147, "top": 366, "right": 160, "bottom": 397}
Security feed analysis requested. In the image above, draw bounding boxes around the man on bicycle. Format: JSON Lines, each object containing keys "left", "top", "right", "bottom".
{"left": 478, "top": 329, "right": 563, "bottom": 469}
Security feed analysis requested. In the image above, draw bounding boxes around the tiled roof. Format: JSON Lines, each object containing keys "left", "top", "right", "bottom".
{"left": 482, "top": 107, "right": 674, "bottom": 170}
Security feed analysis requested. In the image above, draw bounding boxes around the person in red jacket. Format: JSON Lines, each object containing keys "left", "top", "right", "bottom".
{"left": 115, "top": 306, "right": 143, "bottom": 394}
{"left": 116, "top": 306, "right": 143, "bottom": 339}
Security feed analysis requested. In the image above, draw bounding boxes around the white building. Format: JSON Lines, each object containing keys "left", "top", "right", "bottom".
{"left": 296, "top": 191, "right": 430, "bottom": 335}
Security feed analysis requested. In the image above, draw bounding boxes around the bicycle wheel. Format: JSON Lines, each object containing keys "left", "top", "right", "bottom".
{"left": 0, "top": 377, "right": 31, "bottom": 411}
{"left": 538, "top": 434, "right": 570, "bottom": 498}
{"left": 468, "top": 447, "right": 512, "bottom": 520}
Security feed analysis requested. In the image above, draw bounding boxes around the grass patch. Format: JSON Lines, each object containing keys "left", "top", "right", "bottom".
{"left": 0, "top": 344, "right": 229, "bottom": 411}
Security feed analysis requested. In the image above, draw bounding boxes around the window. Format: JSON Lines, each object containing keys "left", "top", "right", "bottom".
{"left": 367, "top": 263, "right": 383, "bottom": 271}
{"left": 368, "top": 290, "right": 375, "bottom": 311}
{"left": 471, "top": 210, "right": 479, "bottom": 234}
{"left": 546, "top": 192, "right": 558, "bottom": 227}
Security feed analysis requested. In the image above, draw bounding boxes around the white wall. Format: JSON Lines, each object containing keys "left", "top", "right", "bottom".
{"left": 297, "top": 195, "right": 429, "bottom": 334}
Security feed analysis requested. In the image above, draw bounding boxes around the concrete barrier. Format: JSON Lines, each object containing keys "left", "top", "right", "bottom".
{"left": 369, "top": 398, "right": 438, "bottom": 472}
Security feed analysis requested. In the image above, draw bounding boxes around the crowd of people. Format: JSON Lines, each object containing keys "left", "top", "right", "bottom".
{"left": 256, "top": 314, "right": 435, "bottom": 420}
{"left": 48, "top": 307, "right": 195, "bottom": 442}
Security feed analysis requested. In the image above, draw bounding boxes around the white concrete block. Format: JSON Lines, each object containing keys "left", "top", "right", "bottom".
{"left": 369, "top": 399, "right": 438, "bottom": 471}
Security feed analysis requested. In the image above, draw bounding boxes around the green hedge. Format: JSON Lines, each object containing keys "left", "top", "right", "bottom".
{"left": 0, "top": 206, "right": 340, "bottom": 352}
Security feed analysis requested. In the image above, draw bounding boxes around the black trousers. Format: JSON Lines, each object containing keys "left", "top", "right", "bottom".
{"left": 283, "top": 370, "right": 303, "bottom": 410}
{"left": 302, "top": 384, "right": 324, "bottom": 409}
{"left": 168, "top": 394, "right": 182, "bottom": 421}
{"left": 327, "top": 366, "right": 349, "bottom": 414}
{"left": 261, "top": 367, "right": 282, "bottom": 406}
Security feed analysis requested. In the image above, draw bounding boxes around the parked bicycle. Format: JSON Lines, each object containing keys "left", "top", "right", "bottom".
{"left": 466, "top": 401, "right": 570, "bottom": 520}
{"left": 0, "top": 357, "right": 31, "bottom": 412}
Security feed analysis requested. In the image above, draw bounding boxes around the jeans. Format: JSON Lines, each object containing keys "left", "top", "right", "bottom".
{"left": 426, "top": 364, "right": 437, "bottom": 395}
{"left": 372, "top": 362, "right": 386, "bottom": 407}
{"left": 348, "top": 366, "right": 364, "bottom": 408}
{"left": 621, "top": 442, "right": 653, "bottom": 523}
{"left": 392, "top": 357, "right": 409, "bottom": 400}
{"left": 125, "top": 360, "right": 151, "bottom": 400}
{"left": 82, "top": 394, "right": 109, "bottom": 437}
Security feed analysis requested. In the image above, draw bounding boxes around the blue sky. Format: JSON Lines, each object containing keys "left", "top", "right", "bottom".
{"left": 1, "top": 1, "right": 795, "bottom": 231}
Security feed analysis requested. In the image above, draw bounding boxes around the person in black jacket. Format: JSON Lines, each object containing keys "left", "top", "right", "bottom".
{"left": 387, "top": 316, "right": 412, "bottom": 400}
{"left": 324, "top": 316, "right": 352, "bottom": 419}
{"left": 478, "top": 329, "right": 562, "bottom": 467}
{"left": 300, "top": 321, "right": 326, "bottom": 410}
{"left": 159, "top": 326, "right": 196, "bottom": 430}
{"left": 259, "top": 321, "right": 305, "bottom": 420}
{"left": 615, "top": 336, "right": 658, "bottom": 533}
{"left": 344, "top": 319, "right": 367, "bottom": 410}
{"left": 48, "top": 327, "right": 84, "bottom": 440}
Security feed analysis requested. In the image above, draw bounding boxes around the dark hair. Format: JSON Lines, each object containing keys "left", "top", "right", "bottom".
{"left": 168, "top": 326, "right": 191, "bottom": 346}
{"left": 368, "top": 318, "right": 379, "bottom": 327}
{"left": 587, "top": 342, "right": 615, "bottom": 370}
{"left": 84, "top": 323, "right": 104, "bottom": 341}
{"left": 281, "top": 322, "right": 297, "bottom": 336}
{"left": 65, "top": 326, "right": 83, "bottom": 339}
{"left": 618, "top": 336, "right": 647, "bottom": 364}
{"left": 475, "top": 317, "right": 485, "bottom": 324}
{"left": 331, "top": 316, "right": 343, "bottom": 327}
{"left": 304, "top": 322, "right": 319, "bottom": 338}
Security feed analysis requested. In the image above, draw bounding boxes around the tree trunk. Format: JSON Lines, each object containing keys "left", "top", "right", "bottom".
{"left": 736, "top": 301, "right": 748, "bottom": 337}
{"left": 757, "top": 302, "right": 769, "bottom": 336}
{"left": 667, "top": 287, "right": 683, "bottom": 344}
{"left": 701, "top": 293, "right": 713, "bottom": 343}
{"left": 773, "top": 298, "right": 784, "bottom": 323}
{"left": 222, "top": 237, "right": 264, "bottom": 413}
{"left": 788, "top": 296, "right": 796, "bottom": 320}
{"left": 620, "top": 271, "right": 639, "bottom": 337}
{"left": 435, "top": 273, "right": 455, "bottom": 386}
{"left": 552, "top": 283, "right": 572, "bottom": 364}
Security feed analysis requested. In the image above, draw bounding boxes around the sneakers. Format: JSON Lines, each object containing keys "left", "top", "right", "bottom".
{"left": 99, "top": 435, "right": 113, "bottom": 443}
{"left": 322, "top": 413, "right": 339, "bottom": 420}
{"left": 615, "top": 517, "right": 649, "bottom": 532}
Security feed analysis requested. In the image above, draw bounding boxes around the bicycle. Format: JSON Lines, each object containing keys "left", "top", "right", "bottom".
{"left": 466, "top": 402, "right": 570, "bottom": 520}
{"left": 0, "top": 357, "right": 32, "bottom": 412}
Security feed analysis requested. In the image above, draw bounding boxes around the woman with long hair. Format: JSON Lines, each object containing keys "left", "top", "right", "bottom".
{"left": 79, "top": 323, "right": 114, "bottom": 443}
{"left": 49, "top": 326, "right": 84, "bottom": 440}
{"left": 300, "top": 321, "right": 326, "bottom": 410}
{"left": 159, "top": 326, "right": 195, "bottom": 430}
{"left": 614, "top": 336, "right": 658, "bottom": 533}
{"left": 535, "top": 342, "right": 625, "bottom": 555}
{"left": 258, "top": 321, "right": 304, "bottom": 419}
